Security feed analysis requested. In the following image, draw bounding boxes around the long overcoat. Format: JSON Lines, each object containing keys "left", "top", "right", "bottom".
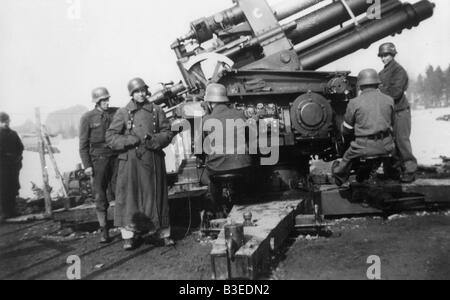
{"left": 106, "top": 100, "right": 174, "bottom": 232}
{"left": 0, "top": 127, "right": 24, "bottom": 218}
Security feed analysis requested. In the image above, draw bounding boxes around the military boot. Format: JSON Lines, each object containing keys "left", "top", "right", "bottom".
{"left": 123, "top": 239, "right": 135, "bottom": 251}
{"left": 100, "top": 227, "right": 111, "bottom": 244}
{"left": 97, "top": 212, "right": 111, "bottom": 244}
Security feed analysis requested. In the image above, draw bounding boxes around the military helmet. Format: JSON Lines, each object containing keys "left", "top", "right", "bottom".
{"left": 204, "top": 83, "right": 229, "bottom": 103}
{"left": 357, "top": 69, "right": 381, "bottom": 87}
{"left": 378, "top": 42, "right": 398, "bottom": 57}
{"left": 91, "top": 87, "right": 110, "bottom": 103}
{"left": 0, "top": 112, "right": 10, "bottom": 123}
{"left": 128, "top": 78, "right": 148, "bottom": 96}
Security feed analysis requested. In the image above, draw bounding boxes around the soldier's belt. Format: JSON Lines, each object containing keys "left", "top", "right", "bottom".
{"left": 357, "top": 130, "right": 391, "bottom": 140}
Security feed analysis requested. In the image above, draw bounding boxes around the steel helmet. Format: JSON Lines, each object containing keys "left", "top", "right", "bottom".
{"left": 128, "top": 78, "right": 148, "bottom": 96}
{"left": 0, "top": 112, "right": 10, "bottom": 123}
{"left": 378, "top": 42, "right": 398, "bottom": 57}
{"left": 91, "top": 87, "right": 111, "bottom": 103}
{"left": 357, "top": 69, "right": 381, "bottom": 87}
{"left": 204, "top": 83, "right": 229, "bottom": 103}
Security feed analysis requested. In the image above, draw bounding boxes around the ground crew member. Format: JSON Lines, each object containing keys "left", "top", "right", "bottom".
{"left": 202, "top": 83, "right": 253, "bottom": 217}
{"left": 106, "top": 78, "right": 175, "bottom": 251}
{"left": 378, "top": 42, "right": 418, "bottom": 183}
{"left": 0, "top": 112, "right": 24, "bottom": 222}
{"left": 79, "top": 88, "right": 118, "bottom": 243}
{"left": 332, "top": 69, "right": 396, "bottom": 186}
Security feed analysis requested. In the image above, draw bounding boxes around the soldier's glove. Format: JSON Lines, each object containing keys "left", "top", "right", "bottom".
{"left": 143, "top": 134, "right": 155, "bottom": 150}
{"left": 126, "top": 135, "right": 141, "bottom": 147}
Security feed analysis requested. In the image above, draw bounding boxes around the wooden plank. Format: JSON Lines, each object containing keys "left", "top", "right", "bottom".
{"left": 5, "top": 214, "right": 48, "bottom": 223}
{"left": 319, "top": 186, "right": 383, "bottom": 217}
{"left": 393, "top": 179, "right": 450, "bottom": 204}
{"left": 53, "top": 202, "right": 115, "bottom": 224}
{"left": 320, "top": 179, "right": 450, "bottom": 216}
{"left": 211, "top": 199, "right": 302, "bottom": 280}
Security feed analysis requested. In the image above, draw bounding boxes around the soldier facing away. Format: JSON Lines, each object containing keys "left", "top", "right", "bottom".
{"left": 79, "top": 88, "right": 118, "bottom": 243}
{"left": 332, "top": 69, "right": 396, "bottom": 186}
{"left": 0, "top": 112, "right": 24, "bottom": 222}
{"left": 106, "top": 78, "right": 175, "bottom": 251}
{"left": 202, "top": 83, "right": 254, "bottom": 217}
{"left": 378, "top": 42, "right": 418, "bottom": 183}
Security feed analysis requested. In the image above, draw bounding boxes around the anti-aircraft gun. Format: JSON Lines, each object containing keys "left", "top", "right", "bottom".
{"left": 163, "top": 0, "right": 435, "bottom": 192}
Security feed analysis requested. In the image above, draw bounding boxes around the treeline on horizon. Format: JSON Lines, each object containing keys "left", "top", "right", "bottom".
{"left": 409, "top": 64, "right": 450, "bottom": 108}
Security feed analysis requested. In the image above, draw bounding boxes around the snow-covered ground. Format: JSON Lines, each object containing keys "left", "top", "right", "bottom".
{"left": 410, "top": 107, "right": 450, "bottom": 165}
{"left": 18, "top": 108, "right": 450, "bottom": 198}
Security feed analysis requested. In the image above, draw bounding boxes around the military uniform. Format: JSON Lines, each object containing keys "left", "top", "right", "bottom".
{"left": 106, "top": 100, "right": 174, "bottom": 238}
{"left": 0, "top": 127, "right": 23, "bottom": 220}
{"left": 333, "top": 88, "right": 396, "bottom": 184}
{"left": 203, "top": 104, "right": 253, "bottom": 173}
{"left": 379, "top": 59, "right": 418, "bottom": 175}
{"left": 79, "top": 107, "right": 118, "bottom": 227}
{"left": 203, "top": 104, "right": 253, "bottom": 213}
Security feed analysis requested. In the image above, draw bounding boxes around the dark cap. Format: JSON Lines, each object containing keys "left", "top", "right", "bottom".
{"left": 0, "top": 112, "right": 10, "bottom": 123}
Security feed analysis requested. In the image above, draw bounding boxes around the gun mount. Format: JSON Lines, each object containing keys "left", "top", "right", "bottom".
{"left": 167, "top": 0, "right": 435, "bottom": 192}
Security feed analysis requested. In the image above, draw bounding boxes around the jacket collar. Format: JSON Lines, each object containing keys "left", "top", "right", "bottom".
{"left": 125, "top": 100, "right": 154, "bottom": 113}
{"left": 91, "top": 107, "right": 104, "bottom": 115}
{"left": 360, "top": 87, "right": 378, "bottom": 95}
{"left": 210, "top": 104, "right": 229, "bottom": 116}
{"left": 383, "top": 59, "right": 398, "bottom": 70}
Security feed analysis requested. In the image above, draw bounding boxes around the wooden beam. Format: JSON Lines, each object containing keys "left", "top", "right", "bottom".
{"left": 211, "top": 199, "right": 303, "bottom": 280}
{"left": 41, "top": 125, "right": 69, "bottom": 198}
{"left": 35, "top": 108, "right": 52, "bottom": 218}
{"left": 53, "top": 202, "right": 115, "bottom": 224}
{"left": 319, "top": 186, "right": 383, "bottom": 217}
{"left": 319, "top": 179, "right": 450, "bottom": 217}
{"left": 389, "top": 179, "right": 450, "bottom": 204}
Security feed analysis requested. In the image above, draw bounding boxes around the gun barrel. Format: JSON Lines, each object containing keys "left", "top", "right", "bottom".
{"left": 148, "top": 83, "right": 187, "bottom": 104}
{"left": 286, "top": 0, "right": 391, "bottom": 45}
{"left": 180, "top": 0, "right": 325, "bottom": 43}
{"left": 294, "top": 0, "right": 403, "bottom": 55}
{"left": 297, "top": 0, "right": 435, "bottom": 70}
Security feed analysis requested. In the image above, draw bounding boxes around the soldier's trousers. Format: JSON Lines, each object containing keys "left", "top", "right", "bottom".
{"left": 207, "top": 167, "right": 252, "bottom": 214}
{"left": 333, "top": 137, "right": 395, "bottom": 184}
{"left": 92, "top": 155, "right": 118, "bottom": 226}
{"left": 0, "top": 163, "right": 20, "bottom": 219}
{"left": 393, "top": 108, "right": 418, "bottom": 174}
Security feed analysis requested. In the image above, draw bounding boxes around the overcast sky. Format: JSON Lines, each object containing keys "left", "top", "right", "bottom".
{"left": 1, "top": 0, "right": 449, "bottom": 125}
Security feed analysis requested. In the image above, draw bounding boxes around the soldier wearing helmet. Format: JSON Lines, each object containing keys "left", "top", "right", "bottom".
{"left": 106, "top": 78, "right": 175, "bottom": 251}
{"left": 0, "top": 112, "right": 24, "bottom": 222}
{"left": 378, "top": 42, "right": 417, "bottom": 183}
{"left": 332, "top": 69, "right": 395, "bottom": 187}
{"left": 79, "top": 87, "right": 118, "bottom": 243}
{"left": 202, "top": 83, "right": 253, "bottom": 217}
